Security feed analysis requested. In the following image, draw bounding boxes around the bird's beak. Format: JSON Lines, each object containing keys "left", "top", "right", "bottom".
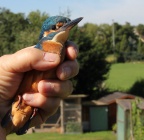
{"left": 60, "top": 17, "right": 83, "bottom": 31}
{"left": 52, "top": 17, "right": 83, "bottom": 45}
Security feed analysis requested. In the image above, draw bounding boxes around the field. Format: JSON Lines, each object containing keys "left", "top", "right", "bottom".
{"left": 105, "top": 62, "right": 144, "bottom": 91}
{"left": 7, "top": 131, "right": 116, "bottom": 140}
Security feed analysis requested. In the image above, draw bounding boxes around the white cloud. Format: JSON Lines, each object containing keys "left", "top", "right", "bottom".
{"left": 71, "top": 0, "right": 144, "bottom": 25}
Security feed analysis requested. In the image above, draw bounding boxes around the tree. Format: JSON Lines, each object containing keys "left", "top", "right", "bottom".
{"left": 134, "top": 24, "right": 144, "bottom": 42}
{"left": 0, "top": 8, "right": 49, "bottom": 55}
{"left": 14, "top": 10, "right": 49, "bottom": 50}
{"left": 82, "top": 23, "right": 112, "bottom": 54}
{"left": 0, "top": 8, "right": 28, "bottom": 55}
{"left": 114, "top": 22, "right": 138, "bottom": 61}
{"left": 134, "top": 24, "right": 144, "bottom": 58}
{"left": 69, "top": 24, "right": 110, "bottom": 99}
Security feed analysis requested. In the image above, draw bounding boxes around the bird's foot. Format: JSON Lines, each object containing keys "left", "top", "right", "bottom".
{"left": 30, "top": 108, "right": 38, "bottom": 119}
{"left": 1, "top": 95, "right": 38, "bottom": 135}
{"left": 16, "top": 108, "right": 38, "bottom": 135}
{"left": 15, "top": 95, "right": 22, "bottom": 110}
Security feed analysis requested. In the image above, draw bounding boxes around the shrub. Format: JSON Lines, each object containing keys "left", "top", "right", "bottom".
{"left": 66, "top": 121, "right": 82, "bottom": 133}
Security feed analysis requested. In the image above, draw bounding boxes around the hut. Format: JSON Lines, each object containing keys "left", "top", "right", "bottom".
{"left": 31, "top": 94, "right": 87, "bottom": 133}
{"left": 116, "top": 99, "right": 144, "bottom": 140}
{"left": 82, "top": 92, "right": 135, "bottom": 132}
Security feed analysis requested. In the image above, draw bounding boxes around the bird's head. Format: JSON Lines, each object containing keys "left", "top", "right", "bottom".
{"left": 39, "top": 16, "right": 71, "bottom": 40}
{"left": 39, "top": 16, "right": 83, "bottom": 45}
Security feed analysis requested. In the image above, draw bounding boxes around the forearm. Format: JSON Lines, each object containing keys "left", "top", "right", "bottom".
{"left": 0, "top": 127, "right": 6, "bottom": 140}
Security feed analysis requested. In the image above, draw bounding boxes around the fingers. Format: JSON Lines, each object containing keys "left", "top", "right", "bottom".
{"left": 26, "top": 97, "right": 61, "bottom": 127}
{"left": 0, "top": 41, "right": 78, "bottom": 74}
{"left": 23, "top": 79, "right": 73, "bottom": 102}
{"left": 22, "top": 94, "right": 61, "bottom": 125}
{"left": 56, "top": 41, "right": 79, "bottom": 80}
{"left": 37, "top": 80, "right": 73, "bottom": 98}
{"left": 57, "top": 60, "right": 79, "bottom": 80}
{"left": 29, "top": 100, "right": 60, "bottom": 127}
{"left": 0, "top": 47, "right": 60, "bottom": 73}
{"left": 66, "top": 41, "right": 79, "bottom": 60}
{"left": 23, "top": 93, "right": 61, "bottom": 113}
{"left": 22, "top": 78, "right": 73, "bottom": 121}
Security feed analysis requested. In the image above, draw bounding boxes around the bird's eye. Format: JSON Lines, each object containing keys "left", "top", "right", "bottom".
{"left": 51, "top": 25, "right": 56, "bottom": 30}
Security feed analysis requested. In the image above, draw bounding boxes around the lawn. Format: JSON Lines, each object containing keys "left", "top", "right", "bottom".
{"left": 7, "top": 131, "right": 116, "bottom": 140}
{"left": 105, "top": 62, "right": 144, "bottom": 91}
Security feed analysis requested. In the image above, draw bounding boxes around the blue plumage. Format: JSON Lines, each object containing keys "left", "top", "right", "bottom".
{"left": 39, "top": 16, "right": 71, "bottom": 40}
{"left": 35, "top": 16, "right": 83, "bottom": 50}
{"left": 35, "top": 16, "right": 71, "bottom": 50}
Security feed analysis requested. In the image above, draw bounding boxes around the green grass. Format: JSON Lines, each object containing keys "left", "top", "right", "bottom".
{"left": 105, "top": 62, "right": 144, "bottom": 91}
{"left": 7, "top": 131, "right": 116, "bottom": 140}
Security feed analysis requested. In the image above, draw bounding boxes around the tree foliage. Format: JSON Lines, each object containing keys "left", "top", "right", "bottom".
{"left": 69, "top": 25, "right": 110, "bottom": 98}
{"left": 0, "top": 8, "right": 28, "bottom": 55}
{"left": 0, "top": 8, "right": 49, "bottom": 54}
{"left": 130, "top": 98, "right": 144, "bottom": 140}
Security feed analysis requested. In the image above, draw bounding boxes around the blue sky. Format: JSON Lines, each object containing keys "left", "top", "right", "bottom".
{"left": 1, "top": 0, "right": 144, "bottom": 26}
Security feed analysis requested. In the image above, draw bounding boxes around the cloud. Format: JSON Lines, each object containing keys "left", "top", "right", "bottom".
{"left": 71, "top": 0, "right": 144, "bottom": 25}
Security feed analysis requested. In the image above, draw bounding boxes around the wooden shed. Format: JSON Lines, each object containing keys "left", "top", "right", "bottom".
{"left": 31, "top": 94, "right": 87, "bottom": 133}
{"left": 60, "top": 94, "right": 87, "bottom": 133}
{"left": 116, "top": 99, "right": 144, "bottom": 140}
{"left": 82, "top": 92, "right": 135, "bottom": 132}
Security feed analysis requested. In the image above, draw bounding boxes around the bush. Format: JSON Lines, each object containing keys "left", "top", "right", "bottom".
{"left": 129, "top": 98, "right": 144, "bottom": 139}
{"left": 106, "top": 54, "right": 117, "bottom": 63}
{"left": 129, "top": 79, "right": 144, "bottom": 97}
{"left": 112, "top": 124, "right": 117, "bottom": 133}
{"left": 66, "top": 121, "right": 82, "bottom": 133}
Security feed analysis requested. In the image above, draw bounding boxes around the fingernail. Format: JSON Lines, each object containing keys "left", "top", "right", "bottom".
{"left": 43, "top": 52, "right": 58, "bottom": 62}
{"left": 62, "top": 67, "right": 72, "bottom": 79}
{"left": 23, "top": 94, "right": 33, "bottom": 101}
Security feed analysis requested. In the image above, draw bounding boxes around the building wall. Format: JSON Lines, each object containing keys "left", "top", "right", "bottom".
{"left": 117, "top": 105, "right": 126, "bottom": 140}
{"left": 108, "top": 103, "right": 117, "bottom": 129}
{"left": 82, "top": 106, "right": 90, "bottom": 132}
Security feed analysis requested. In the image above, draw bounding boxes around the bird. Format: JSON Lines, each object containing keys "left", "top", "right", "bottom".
{"left": 1, "top": 16, "right": 83, "bottom": 135}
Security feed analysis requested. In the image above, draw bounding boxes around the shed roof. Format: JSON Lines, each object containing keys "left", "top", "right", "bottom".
{"left": 116, "top": 99, "right": 144, "bottom": 110}
{"left": 83, "top": 92, "right": 135, "bottom": 106}
{"left": 67, "top": 94, "right": 87, "bottom": 98}
{"left": 95, "top": 92, "right": 135, "bottom": 105}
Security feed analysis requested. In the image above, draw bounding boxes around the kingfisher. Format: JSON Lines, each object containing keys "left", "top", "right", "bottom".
{"left": 1, "top": 16, "right": 83, "bottom": 135}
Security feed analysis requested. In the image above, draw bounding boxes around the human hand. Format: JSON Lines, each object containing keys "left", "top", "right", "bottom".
{"left": 0, "top": 41, "right": 79, "bottom": 138}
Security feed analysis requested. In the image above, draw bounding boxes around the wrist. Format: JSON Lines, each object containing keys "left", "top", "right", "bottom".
{"left": 0, "top": 127, "right": 6, "bottom": 140}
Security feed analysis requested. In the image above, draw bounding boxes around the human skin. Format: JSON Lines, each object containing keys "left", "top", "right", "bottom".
{"left": 0, "top": 41, "right": 79, "bottom": 139}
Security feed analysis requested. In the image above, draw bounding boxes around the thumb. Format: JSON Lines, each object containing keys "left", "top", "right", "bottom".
{"left": 0, "top": 47, "right": 60, "bottom": 73}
